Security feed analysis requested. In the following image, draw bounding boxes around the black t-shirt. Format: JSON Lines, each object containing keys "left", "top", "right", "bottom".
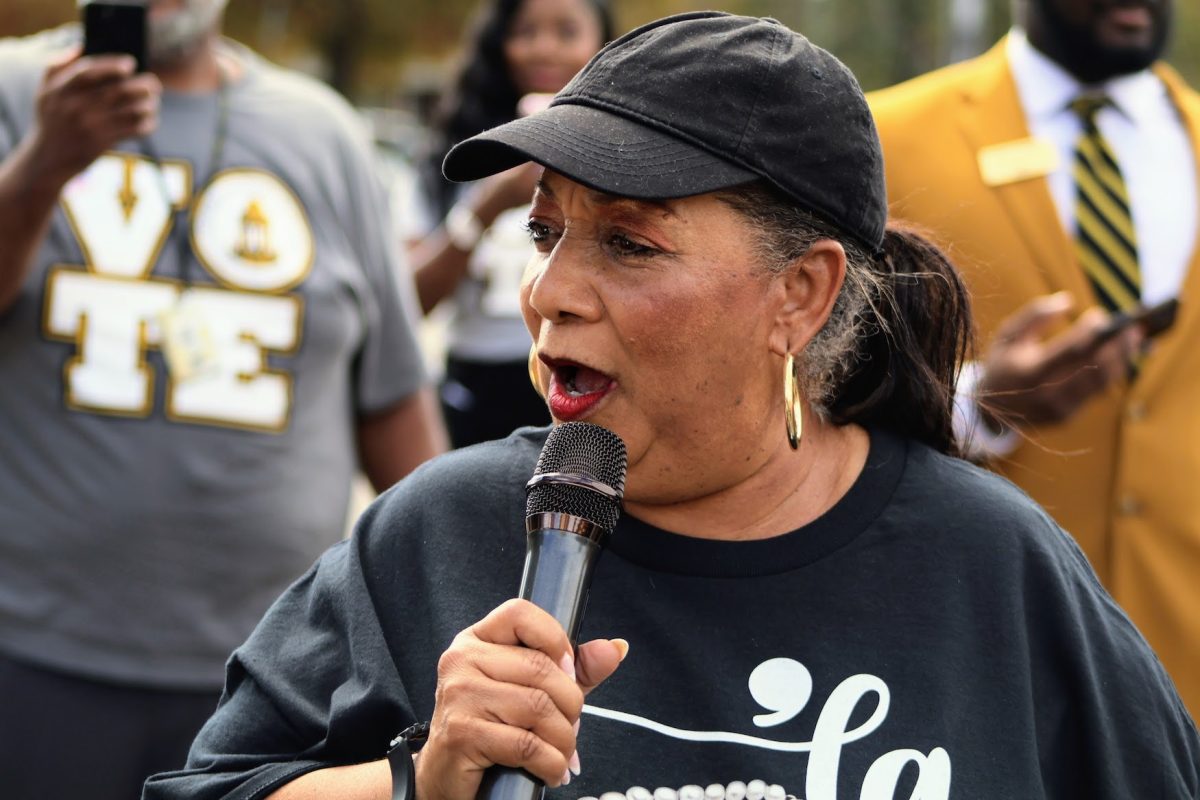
{"left": 144, "top": 428, "right": 1200, "bottom": 800}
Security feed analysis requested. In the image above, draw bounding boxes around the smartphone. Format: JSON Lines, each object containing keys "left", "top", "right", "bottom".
{"left": 82, "top": 1, "right": 148, "bottom": 74}
{"left": 1096, "top": 297, "right": 1180, "bottom": 343}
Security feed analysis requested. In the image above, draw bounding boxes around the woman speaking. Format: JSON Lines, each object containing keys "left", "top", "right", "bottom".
{"left": 145, "top": 12, "right": 1199, "bottom": 800}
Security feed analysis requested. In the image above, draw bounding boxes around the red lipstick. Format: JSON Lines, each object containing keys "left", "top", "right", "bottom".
{"left": 543, "top": 358, "right": 615, "bottom": 421}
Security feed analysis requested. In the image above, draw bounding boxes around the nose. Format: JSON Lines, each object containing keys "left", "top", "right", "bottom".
{"left": 510, "top": 28, "right": 552, "bottom": 65}
{"left": 525, "top": 32, "right": 550, "bottom": 60}
{"left": 524, "top": 234, "right": 603, "bottom": 326}
{"left": 526, "top": 28, "right": 566, "bottom": 61}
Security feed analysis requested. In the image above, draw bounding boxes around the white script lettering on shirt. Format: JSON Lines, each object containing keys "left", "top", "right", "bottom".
{"left": 584, "top": 658, "right": 951, "bottom": 800}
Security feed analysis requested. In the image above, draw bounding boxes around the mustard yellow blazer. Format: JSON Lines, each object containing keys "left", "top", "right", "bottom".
{"left": 870, "top": 37, "right": 1200, "bottom": 719}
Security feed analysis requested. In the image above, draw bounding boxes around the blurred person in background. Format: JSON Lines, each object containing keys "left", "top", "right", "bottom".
{"left": 405, "top": 0, "right": 614, "bottom": 448}
{"left": 870, "top": 0, "right": 1200, "bottom": 718}
{"left": 0, "top": 0, "right": 446, "bottom": 796}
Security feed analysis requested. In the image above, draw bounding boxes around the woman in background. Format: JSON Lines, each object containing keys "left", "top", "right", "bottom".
{"left": 405, "top": 0, "right": 614, "bottom": 448}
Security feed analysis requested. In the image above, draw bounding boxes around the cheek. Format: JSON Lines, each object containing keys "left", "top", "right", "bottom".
{"left": 503, "top": 40, "right": 529, "bottom": 76}
{"left": 1057, "top": 0, "right": 1094, "bottom": 30}
{"left": 519, "top": 271, "right": 540, "bottom": 338}
{"left": 619, "top": 293, "right": 703, "bottom": 361}
{"left": 622, "top": 285, "right": 768, "bottom": 399}
{"left": 148, "top": 0, "right": 186, "bottom": 17}
{"left": 564, "top": 36, "right": 600, "bottom": 72}
{"left": 614, "top": 310, "right": 775, "bottom": 504}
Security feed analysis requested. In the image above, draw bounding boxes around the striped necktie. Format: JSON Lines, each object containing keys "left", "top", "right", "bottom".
{"left": 1071, "top": 95, "right": 1141, "bottom": 312}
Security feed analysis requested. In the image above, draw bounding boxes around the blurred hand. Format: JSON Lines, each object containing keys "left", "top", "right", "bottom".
{"left": 473, "top": 162, "right": 544, "bottom": 224}
{"left": 517, "top": 93, "right": 555, "bottom": 118}
{"left": 29, "top": 49, "right": 161, "bottom": 184}
{"left": 977, "top": 291, "right": 1143, "bottom": 429}
{"left": 416, "top": 599, "right": 626, "bottom": 800}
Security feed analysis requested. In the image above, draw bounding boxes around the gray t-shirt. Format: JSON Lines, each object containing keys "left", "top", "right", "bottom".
{"left": 0, "top": 28, "right": 429, "bottom": 688}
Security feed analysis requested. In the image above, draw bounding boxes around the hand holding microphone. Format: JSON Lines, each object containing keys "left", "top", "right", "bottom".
{"left": 415, "top": 423, "right": 628, "bottom": 800}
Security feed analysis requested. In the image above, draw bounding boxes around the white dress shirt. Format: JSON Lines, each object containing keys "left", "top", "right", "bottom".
{"left": 955, "top": 29, "right": 1197, "bottom": 458}
{"left": 1007, "top": 28, "right": 1196, "bottom": 304}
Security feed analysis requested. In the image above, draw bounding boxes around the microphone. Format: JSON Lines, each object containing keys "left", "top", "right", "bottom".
{"left": 476, "top": 422, "right": 627, "bottom": 800}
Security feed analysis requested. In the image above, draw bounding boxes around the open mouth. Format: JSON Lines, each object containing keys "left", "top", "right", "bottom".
{"left": 1104, "top": 2, "right": 1153, "bottom": 28}
{"left": 520, "top": 67, "right": 574, "bottom": 94}
{"left": 556, "top": 363, "right": 612, "bottom": 396}
{"left": 541, "top": 357, "right": 615, "bottom": 420}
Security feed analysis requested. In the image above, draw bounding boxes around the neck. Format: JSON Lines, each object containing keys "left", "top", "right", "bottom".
{"left": 624, "top": 420, "right": 871, "bottom": 542}
{"left": 152, "top": 35, "right": 226, "bottom": 93}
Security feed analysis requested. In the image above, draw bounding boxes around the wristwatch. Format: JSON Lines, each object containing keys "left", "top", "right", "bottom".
{"left": 387, "top": 721, "right": 429, "bottom": 800}
{"left": 444, "top": 203, "right": 485, "bottom": 252}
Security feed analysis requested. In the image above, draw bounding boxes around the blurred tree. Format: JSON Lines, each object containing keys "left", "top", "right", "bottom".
{"left": 0, "top": 0, "right": 76, "bottom": 38}
{"left": 0, "top": 0, "right": 1196, "bottom": 102}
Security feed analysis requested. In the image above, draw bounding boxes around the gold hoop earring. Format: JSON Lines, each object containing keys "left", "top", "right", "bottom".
{"left": 784, "top": 352, "right": 803, "bottom": 450}
{"left": 528, "top": 345, "right": 545, "bottom": 399}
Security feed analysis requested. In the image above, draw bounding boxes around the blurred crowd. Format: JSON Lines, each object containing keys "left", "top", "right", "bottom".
{"left": 0, "top": 0, "right": 1196, "bottom": 798}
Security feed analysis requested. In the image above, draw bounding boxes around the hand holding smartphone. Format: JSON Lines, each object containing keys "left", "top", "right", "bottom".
{"left": 82, "top": 1, "right": 148, "bottom": 74}
{"left": 1095, "top": 297, "right": 1180, "bottom": 344}
{"left": 28, "top": 1, "right": 158, "bottom": 181}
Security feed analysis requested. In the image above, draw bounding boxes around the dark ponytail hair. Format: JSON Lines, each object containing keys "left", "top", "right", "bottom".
{"left": 824, "top": 224, "right": 973, "bottom": 456}
{"left": 419, "top": 0, "right": 615, "bottom": 217}
{"left": 718, "top": 182, "right": 974, "bottom": 457}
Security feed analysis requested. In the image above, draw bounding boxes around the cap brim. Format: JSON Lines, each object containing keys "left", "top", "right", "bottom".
{"left": 443, "top": 103, "right": 758, "bottom": 199}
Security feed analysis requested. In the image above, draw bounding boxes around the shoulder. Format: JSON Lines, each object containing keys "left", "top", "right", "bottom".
{"left": 0, "top": 24, "right": 74, "bottom": 63}
{"left": 348, "top": 428, "right": 550, "bottom": 596}
{"left": 1154, "top": 60, "right": 1200, "bottom": 118}
{"left": 895, "top": 442, "right": 1172, "bottom": 661}
{"left": 869, "top": 61, "right": 978, "bottom": 117}
{"left": 357, "top": 427, "right": 551, "bottom": 544}
{"left": 0, "top": 26, "right": 75, "bottom": 90}
{"left": 894, "top": 442, "right": 1088, "bottom": 570}
{"left": 1154, "top": 60, "right": 1200, "bottom": 94}
{"left": 868, "top": 43, "right": 1005, "bottom": 131}
{"left": 897, "top": 443, "right": 1199, "bottom": 745}
{"left": 393, "top": 426, "right": 548, "bottom": 497}
{"left": 892, "top": 443, "right": 1168, "bottom": 654}
{"left": 229, "top": 42, "right": 371, "bottom": 147}
{"left": 897, "top": 441, "right": 1039, "bottom": 519}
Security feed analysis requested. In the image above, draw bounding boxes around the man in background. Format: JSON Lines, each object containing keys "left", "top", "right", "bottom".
{"left": 871, "top": 0, "right": 1200, "bottom": 718}
{"left": 0, "top": 1, "right": 447, "bottom": 796}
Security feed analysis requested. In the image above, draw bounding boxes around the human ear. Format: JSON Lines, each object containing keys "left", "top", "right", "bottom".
{"left": 768, "top": 239, "right": 847, "bottom": 357}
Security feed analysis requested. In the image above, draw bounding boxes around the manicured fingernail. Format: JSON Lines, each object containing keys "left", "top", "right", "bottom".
{"left": 569, "top": 750, "right": 581, "bottom": 776}
{"left": 612, "top": 638, "right": 630, "bottom": 662}
{"left": 573, "top": 718, "right": 580, "bottom": 735}
{"left": 561, "top": 768, "right": 572, "bottom": 786}
{"left": 559, "top": 652, "right": 575, "bottom": 681}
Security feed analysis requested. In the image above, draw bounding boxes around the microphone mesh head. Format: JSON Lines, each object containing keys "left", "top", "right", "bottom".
{"left": 526, "top": 422, "right": 627, "bottom": 531}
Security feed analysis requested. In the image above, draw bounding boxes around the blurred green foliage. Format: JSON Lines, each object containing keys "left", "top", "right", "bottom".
{"left": 2, "top": 0, "right": 1198, "bottom": 103}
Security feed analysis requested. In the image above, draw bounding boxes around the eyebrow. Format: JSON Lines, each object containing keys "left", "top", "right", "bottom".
{"left": 534, "top": 178, "right": 678, "bottom": 218}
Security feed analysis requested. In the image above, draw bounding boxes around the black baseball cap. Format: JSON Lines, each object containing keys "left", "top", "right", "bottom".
{"left": 443, "top": 11, "right": 887, "bottom": 251}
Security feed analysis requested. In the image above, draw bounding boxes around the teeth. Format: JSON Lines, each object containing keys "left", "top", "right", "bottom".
{"left": 562, "top": 366, "right": 581, "bottom": 395}
{"left": 556, "top": 364, "right": 610, "bottom": 397}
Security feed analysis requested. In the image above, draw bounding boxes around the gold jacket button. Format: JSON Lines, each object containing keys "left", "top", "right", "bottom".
{"left": 1118, "top": 494, "right": 1142, "bottom": 516}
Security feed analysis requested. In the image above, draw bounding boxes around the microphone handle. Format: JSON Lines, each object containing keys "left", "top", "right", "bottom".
{"left": 475, "top": 523, "right": 604, "bottom": 800}
{"left": 521, "top": 524, "right": 602, "bottom": 638}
